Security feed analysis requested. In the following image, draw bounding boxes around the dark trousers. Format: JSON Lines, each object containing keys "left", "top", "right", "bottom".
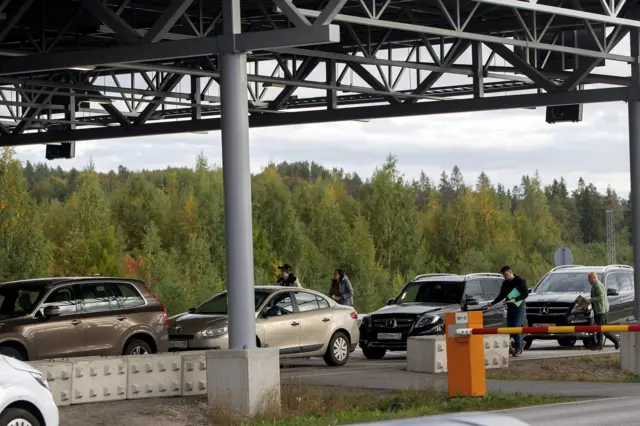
{"left": 507, "top": 302, "right": 526, "bottom": 351}
{"left": 592, "top": 313, "right": 619, "bottom": 348}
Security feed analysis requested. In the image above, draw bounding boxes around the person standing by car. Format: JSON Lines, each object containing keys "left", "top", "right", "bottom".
{"left": 487, "top": 266, "right": 529, "bottom": 356}
{"left": 585, "top": 271, "right": 620, "bottom": 350}
{"left": 276, "top": 264, "right": 302, "bottom": 287}
{"left": 330, "top": 269, "right": 353, "bottom": 306}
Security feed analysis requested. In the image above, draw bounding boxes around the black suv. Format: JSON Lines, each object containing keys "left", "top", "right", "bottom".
{"left": 359, "top": 273, "right": 508, "bottom": 359}
{"left": 524, "top": 264, "right": 635, "bottom": 349}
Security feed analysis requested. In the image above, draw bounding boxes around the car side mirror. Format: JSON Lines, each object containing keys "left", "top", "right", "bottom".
{"left": 387, "top": 298, "right": 394, "bottom": 305}
{"left": 188, "top": 307, "right": 196, "bottom": 314}
{"left": 464, "top": 296, "right": 480, "bottom": 306}
{"left": 263, "top": 307, "right": 279, "bottom": 318}
{"left": 607, "top": 288, "right": 620, "bottom": 296}
{"left": 43, "top": 306, "right": 61, "bottom": 317}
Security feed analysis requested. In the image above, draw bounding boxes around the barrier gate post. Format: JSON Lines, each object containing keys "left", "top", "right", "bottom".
{"left": 444, "top": 311, "right": 486, "bottom": 397}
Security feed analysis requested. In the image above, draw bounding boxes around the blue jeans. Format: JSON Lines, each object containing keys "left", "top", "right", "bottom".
{"left": 507, "top": 303, "right": 526, "bottom": 351}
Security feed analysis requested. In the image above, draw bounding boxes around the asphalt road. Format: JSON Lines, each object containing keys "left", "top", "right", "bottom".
{"left": 503, "top": 396, "right": 640, "bottom": 425}
{"left": 280, "top": 339, "right": 628, "bottom": 398}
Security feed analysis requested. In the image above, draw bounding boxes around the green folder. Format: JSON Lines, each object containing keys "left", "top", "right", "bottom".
{"left": 506, "top": 287, "right": 522, "bottom": 307}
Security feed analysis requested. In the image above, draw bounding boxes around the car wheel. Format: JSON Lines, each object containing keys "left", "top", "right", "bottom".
{"left": 582, "top": 338, "right": 592, "bottom": 349}
{"left": 124, "top": 339, "right": 153, "bottom": 356}
{"left": 558, "top": 337, "right": 577, "bottom": 347}
{"left": 361, "top": 346, "right": 386, "bottom": 360}
{"left": 323, "top": 332, "right": 350, "bottom": 367}
{"left": 523, "top": 339, "right": 532, "bottom": 350}
{"left": 0, "top": 407, "right": 41, "bottom": 426}
{"left": 0, "top": 346, "right": 24, "bottom": 361}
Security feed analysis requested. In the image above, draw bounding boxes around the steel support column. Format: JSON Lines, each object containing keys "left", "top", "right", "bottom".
{"left": 220, "top": 0, "right": 256, "bottom": 350}
{"left": 629, "top": 28, "right": 640, "bottom": 319}
{"left": 471, "top": 42, "right": 484, "bottom": 98}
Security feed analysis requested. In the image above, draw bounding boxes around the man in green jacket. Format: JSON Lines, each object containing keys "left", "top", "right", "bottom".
{"left": 585, "top": 272, "right": 620, "bottom": 350}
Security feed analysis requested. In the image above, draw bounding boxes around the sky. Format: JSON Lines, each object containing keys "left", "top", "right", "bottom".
{"left": 12, "top": 35, "right": 634, "bottom": 195}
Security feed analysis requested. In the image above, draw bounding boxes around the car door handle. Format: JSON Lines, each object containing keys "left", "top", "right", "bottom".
{"left": 322, "top": 317, "right": 330, "bottom": 322}
{"left": 71, "top": 320, "right": 81, "bottom": 326}
{"left": 116, "top": 316, "right": 126, "bottom": 321}
{"left": 291, "top": 321, "right": 299, "bottom": 326}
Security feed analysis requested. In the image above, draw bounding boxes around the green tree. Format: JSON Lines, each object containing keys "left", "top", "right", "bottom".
{"left": 60, "top": 162, "right": 121, "bottom": 276}
{"left": 0, "top": 148, "right": 51, "bottom": 280}
{"left": 365, "top": 156, "right": 421, "bottom": 275}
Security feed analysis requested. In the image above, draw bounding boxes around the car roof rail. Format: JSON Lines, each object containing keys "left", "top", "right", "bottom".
{"left": 464, "top": 273, "right": 504, "bottom": 279}
{"left": 413, "top": 273, "right": 457, "bottom": 280}
{"left": 604, "top": 264, "right": 634, "bottom": 271}
{"left": 549, "top": 265, "right": 584, "bottom": 272}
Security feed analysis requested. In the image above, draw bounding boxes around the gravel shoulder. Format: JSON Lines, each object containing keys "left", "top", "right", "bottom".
{"left": 487, "top": 354, "right": 637, "bottom": 382}
{"left": 59, "top": 397, "right": 209, "bottom": 426}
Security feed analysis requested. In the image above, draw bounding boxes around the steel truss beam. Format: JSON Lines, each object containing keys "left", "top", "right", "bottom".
{"left": 287, "top": 7, "right": 635, "bottom": 62}
{"left": 0, "top": 26, "right": 340, "bottom": 75}
{"left": 142, "top": 0, "right": 195, "bottom": 44}
{"left": 476, "top": 0, "right": 640, "bottom": 27}
{"left": 0, "top": 86, "right": 630, "bottom": 146}
{"left": 0, "top": 0, "right": 639, "bottom": 141}
{"left": 79, "top": 0, "right": 142, "bottom": 44}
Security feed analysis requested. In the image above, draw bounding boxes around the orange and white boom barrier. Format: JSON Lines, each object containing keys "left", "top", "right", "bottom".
{"left": 456, "top": 324, "right": 640, "bottom": 336}
{"left": 443, "top": 312, "right": 640, "bottom": 400}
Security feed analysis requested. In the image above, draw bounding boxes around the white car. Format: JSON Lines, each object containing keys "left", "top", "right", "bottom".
{"left": 0, "top": 355, "right": 59, "bottom": 426}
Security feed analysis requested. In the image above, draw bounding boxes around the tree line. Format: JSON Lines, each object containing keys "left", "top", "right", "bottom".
{"left": 0, "top": 148, "right": 632, "bottom": 315}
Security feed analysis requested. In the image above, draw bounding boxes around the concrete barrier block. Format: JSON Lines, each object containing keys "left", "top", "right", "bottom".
{"left": 621, "top": 333, "right": 637, "bottom": 372}
{"left": 484, "top": 335, "right": 509, "bottom": 370}
{"left": 126, "top": 354, "right": 182, "bottom": 399}
{"left": 207, "top": 348, "right": 281, "bottom": 417}
{"left": 182, "top": 352, "right": 207, "bottom": 396}
{"left": 71, "top": 359, "right": 127, "bottom": 404}
{"left": 406, "top": 336, "right": 447, "bottom": 373}
{"left": 30, "top": 361, "right": 72, "bottom": 407}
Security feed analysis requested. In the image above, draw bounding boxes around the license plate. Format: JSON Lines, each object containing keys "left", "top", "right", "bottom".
{"left": 532, "top": 323, "right": 554, "bottom": 327}
{"left": 378, "top": 333, "right": 402, "bottom": 340}
{"left": 169, "top": 340, "right": 188, "bottom": 349}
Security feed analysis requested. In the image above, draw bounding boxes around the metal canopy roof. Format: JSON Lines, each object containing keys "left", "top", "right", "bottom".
{"left": 0, "top": 0, "right": 638, "bottom": 146}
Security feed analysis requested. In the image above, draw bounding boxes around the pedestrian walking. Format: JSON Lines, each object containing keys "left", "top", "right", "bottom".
{"left": 329, "top": 269, "right": 353, "bottom": 306}
{"left": 487, "top": 265, "right": 529, "bottom": 356}
{"left": 585, "top": 271, "right": 620, "bottom": 350}
{"left": 276, "top": 264, "right": 302, "bottom": 288}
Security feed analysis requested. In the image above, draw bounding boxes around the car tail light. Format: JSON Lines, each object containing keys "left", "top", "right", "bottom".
{"left": 350, "top": 311, "right": 358, "bottom": 320}
{"left": 145, "top": 285, "right": 169, "bottom": 326}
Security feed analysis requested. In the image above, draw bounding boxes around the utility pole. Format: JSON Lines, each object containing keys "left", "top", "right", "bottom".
{"left": 606, "top": 209, "right": 616, "bottom": 264}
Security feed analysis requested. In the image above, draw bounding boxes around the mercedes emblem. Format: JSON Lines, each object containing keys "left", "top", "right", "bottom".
{"left": 539, "top": 307, "right": 549, "bottom": 315}
{"left": 385, "top": 319, "right": 397, "bottom": 328}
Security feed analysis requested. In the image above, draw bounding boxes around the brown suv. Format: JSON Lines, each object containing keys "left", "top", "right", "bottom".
{"left": 0, "top": 277, "right": 169, "bottom": 361}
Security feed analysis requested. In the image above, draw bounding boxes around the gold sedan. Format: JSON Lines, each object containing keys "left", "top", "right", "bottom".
{"left": 167, "top": 286, "right": 360, "bottom": 366}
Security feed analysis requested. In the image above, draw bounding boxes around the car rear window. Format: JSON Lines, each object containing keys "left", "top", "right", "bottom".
{"left": 316, "top": 295, "right": 330, "bottom": 309}
{"left": 112, "top": 283, "right": 145, "bottom": 308}
{"left": 77, "top": 283, "right": 119, "bottom": 313}
{"left": 295, "top": 291, "right": 320, "bottom": 312}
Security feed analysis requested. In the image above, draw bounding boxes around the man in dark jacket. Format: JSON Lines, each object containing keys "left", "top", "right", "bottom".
{"left": 276, "top": 264, "right": 301, "bottom": 288}
{"left": 487, "top": 265, "right": 528, "bottom": 356}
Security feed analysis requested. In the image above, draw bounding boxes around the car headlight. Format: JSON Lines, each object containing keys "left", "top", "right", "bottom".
{"left": 414, "top": 315, "right": 439, "bottom": 328}
{"left": 571, "top": 303, "right": 592, "bottom": 314}
{"left": 30, "top": 372, "right": 49, "bottom": 390}
{"left": 361, "top": 315, "right": 370, "bottom": 326}
{"left": 200, "top": 325, "right": 228, "bottom": 338}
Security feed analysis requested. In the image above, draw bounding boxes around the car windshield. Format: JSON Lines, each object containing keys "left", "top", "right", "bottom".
{"left": 535, "top": 272, "right": 591, "bottom": 293}
{"left": 194, "top": 290, "right": 271, "bottom": 314}
{"left": 395, "top": 281, "right": 464, "bottom": 304}
{"left": 0, "top": 284, "right": 46, "bottom": 318}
